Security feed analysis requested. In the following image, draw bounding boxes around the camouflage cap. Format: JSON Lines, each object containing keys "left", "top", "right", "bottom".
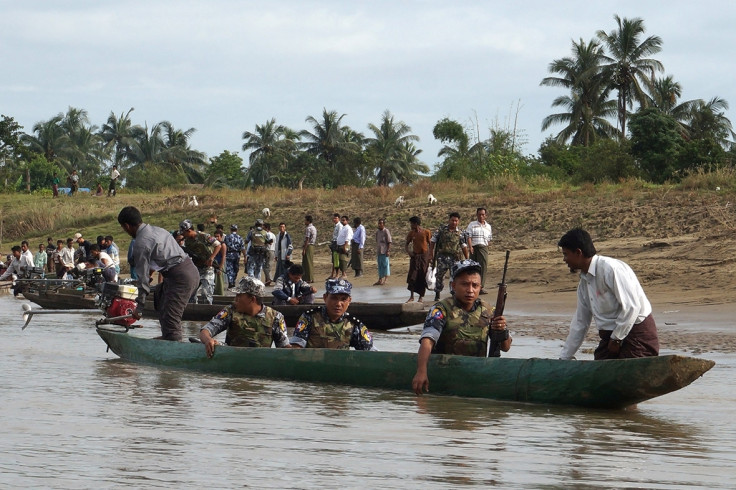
{"left": 179, "top": 219, "right": 193, "bottom": 232}
{"left": 325, "top": 277, "right": 352, "bottom": 296}
{"left": 230, "top": 276, "right": 266, "bottom": 297}
{"left": 230, "top": 224, "right": 238, "bottom": 230}
{"left": 255, "top": 218, "right": 264, "bottom": 226}
{"left": 451, "top": 259, "right": 482, "bottom": 280}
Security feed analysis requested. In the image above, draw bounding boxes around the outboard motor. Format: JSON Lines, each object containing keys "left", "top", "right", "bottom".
{"left": 97, "top": 283, "right": 138, "bottom": 326}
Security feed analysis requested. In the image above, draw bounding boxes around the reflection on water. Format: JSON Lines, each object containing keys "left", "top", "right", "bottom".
{"left": 2, "top": 294, "right": 735, "bottom": 488}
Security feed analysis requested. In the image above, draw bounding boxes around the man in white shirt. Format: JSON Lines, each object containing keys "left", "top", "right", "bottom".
{"left": 558, "top": 228, "right": 659, "bottom": 360}
{"left": 108, "top": 165, "right": 120, "bottom": 196}
{"left": 335, "top": 215, "right": 353, "bottom": 279}
{"left": 262, "top": 223, "right": 277, "bottom": 286}
{"left": 329, "top": 213, "right": 343, "bottom": 279}
{"left": 466, "top": 207, "right": 493, "bottom": 294}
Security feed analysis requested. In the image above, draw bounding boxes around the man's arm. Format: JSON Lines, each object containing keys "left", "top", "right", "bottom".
{"left": 412, "top": 337, "right": 435, "bottom": 394}
{"left": 199, "top": 308, "right": 229, "bottom": 358}
{"left": 272, "top": 313, "right": 291, "bottom": 348}
{"left": 559, "top": 283, "right": 593, "bottom": 359}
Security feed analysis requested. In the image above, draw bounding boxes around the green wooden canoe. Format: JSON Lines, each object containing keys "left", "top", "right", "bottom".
{"left": 96, "top": 327, "right": 714, "bottom": 409}
{"left": 22, "top": 290, "right": 428, "bottom": 330}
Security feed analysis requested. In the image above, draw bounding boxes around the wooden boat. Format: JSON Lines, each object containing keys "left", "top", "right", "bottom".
{"left": 97, "top": 327, "right": 714, "bottom": 409}
{"left": 21, "top": 290, "right": 428, "bottom": 330}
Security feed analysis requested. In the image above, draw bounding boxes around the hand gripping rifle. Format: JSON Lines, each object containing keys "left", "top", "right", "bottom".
{"left": 488, "top": 250, "right": 510, "bottom": 357}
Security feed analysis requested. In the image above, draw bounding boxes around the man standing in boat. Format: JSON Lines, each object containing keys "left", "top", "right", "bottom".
{"left": 199, "top": 276, "right": 290, "bottom": 357}
{"left": 117, "top": 206, "right": 200, "bottom": 341}
{"left": 289, "top": 278, "right": 376, "bottom": 350}
{"left": 557, "top": 228, "right": 659, "bottom": 360}
{"left": 412, "top": 260, "right": 511, "bottom": 395}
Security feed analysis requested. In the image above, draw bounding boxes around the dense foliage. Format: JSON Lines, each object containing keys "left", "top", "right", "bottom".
{"left": 0, "top": 16, "right": 733, "bottom": 193}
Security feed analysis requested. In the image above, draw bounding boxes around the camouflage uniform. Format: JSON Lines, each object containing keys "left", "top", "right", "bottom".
{"left": 419, "top": 297, "right": 493, "bottom": 356}
{"left": 184, "top": 232, "right": 218, "bottom": 305}
{"left": 223, "top": 229, "right": 245, "bottom": 288}
{"left": 431, "top": 225, "right": 467, "bottom": 294}
{"left": 246, "top": 226, "right": 270, "bottom": 280}
{"left": 290, "top": 306, "right": 375, "bottom": 350}
{"left": 200, "top": 304, "right": 289, "bottom": 348}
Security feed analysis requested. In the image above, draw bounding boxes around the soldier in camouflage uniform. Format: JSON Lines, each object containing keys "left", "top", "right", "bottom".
{"left": 246, "top": 219, "right": 272, "bottom": 280}
{"left": 223, "top": 224, "right": 245, "bottom": 288}
{"left": 289, "top": 278, "right": 376, "bottom": 350}
{"left": 180, "top": 219, "right": 221, "bottom": 305}
{"left": 429, "top": 212, "right": 469, "bottom": 301}
{"left": 199, "top": 276, "right": 290, "bottom": 357}
{"left": 412, "top": 260, "right": 512, "bottom": 395}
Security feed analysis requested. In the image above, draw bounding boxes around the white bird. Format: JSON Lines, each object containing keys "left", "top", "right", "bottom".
{"left": 394, "top": 195, "right": 405, "bottom": 207}
{"left": 716, "top": 186, "right": 721, "bottom": 191}
{"left": 188, "top": 195, "right": 199, "bottom": 207}
{"left": 262, "top": 207, "right": 271, "bottom": 218}
{"left": 427, "top": 193, "right": 437, "bottom": 205}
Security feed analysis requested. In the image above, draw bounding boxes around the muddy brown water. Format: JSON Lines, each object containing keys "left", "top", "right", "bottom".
{"left": 3, "top": 292, "right": 734, "bottom": 488}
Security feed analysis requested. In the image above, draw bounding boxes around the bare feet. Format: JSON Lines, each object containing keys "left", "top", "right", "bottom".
{"left": 373, "top": 281, "right": 381, "bottom": 286}
{"left": 405, "top": 297, "right": 414, "bottom": 303}
{"left": 417, "top": 297, "right": 424, "bottom": 303}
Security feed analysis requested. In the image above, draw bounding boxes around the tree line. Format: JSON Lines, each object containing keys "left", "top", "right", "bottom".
{"left": 0, "top": 107, "right": 429, "bottom": 192}
{"left": 0, "top": 15, "right": 733, "bottom": 192}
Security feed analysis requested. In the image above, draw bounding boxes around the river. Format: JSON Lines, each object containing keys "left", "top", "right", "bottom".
{"left": 1, "top": 292, "right": 734, "bottom": 488}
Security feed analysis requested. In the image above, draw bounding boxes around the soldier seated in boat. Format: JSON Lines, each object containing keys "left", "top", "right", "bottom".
{"left": 271, "top": 263, "right": 317, "bottom": 305}
{"left": 289, "top": 278, "right": 376, "bottom": 350}
{"left": 412, "top": 260, "right": 511, "bottom": 395}
{"left": 199, "top": 276, "right": 290, "bottom": 358}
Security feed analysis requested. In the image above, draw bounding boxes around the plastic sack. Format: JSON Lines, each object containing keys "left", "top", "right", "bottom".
{"left": 425, "top": 266, "right": 436, "bottom": 291}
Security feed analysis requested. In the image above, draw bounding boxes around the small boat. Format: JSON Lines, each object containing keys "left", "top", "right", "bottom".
{"left": 97, "top": 327, "right": 714, "bottom": 409}
{"left": 21, "top": 289, "right": 428, "bottom": 330}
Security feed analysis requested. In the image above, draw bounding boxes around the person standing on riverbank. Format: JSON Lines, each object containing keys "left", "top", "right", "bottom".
{"left": 466, "top": 207, "right": 493, "bottom": 294}
{"left": 374, "top": 218, "right": 391, "bottom": 285}
{"left": 118, "top": 206, "right": 199, "bottom": 341}
{"left": 405, "top": 216, "right": 431, "bottom": 303}
{"left": 557, "top": 228, "right": 659, "bottom": 360}
{"left": 351, "top": 217, "right": 365, "bottom": 278}
{"left": 429, "top": 212, "right": 468, "bottom": 301}
{"left": 301, "top": 215, "right": 317, "bottom": 283}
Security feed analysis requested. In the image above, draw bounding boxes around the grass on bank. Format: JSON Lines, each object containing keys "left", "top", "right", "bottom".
{"left": 0, "top": 172, "right": 733, "bottom": 256}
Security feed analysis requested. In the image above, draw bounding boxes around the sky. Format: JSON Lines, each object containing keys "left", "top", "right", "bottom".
{"left": 1, "top": 1, "right": 734, "bottom": 170}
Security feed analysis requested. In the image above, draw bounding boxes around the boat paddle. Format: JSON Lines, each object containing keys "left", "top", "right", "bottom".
{"left": 488, "top": 250, "right": 510, "bottom": 357}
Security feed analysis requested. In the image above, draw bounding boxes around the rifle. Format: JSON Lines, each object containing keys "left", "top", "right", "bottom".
{"left": 488, "top": 250, "right": 510, "bottom": 357}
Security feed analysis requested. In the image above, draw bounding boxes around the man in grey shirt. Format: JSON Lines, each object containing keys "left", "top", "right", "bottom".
{"left": 118, "top": 206, "right": 200, "bottom": 341}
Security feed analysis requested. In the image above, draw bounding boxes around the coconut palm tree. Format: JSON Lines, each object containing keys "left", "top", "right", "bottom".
{"left": 596, "top": 15, "right": 664, "bottom": 137}
{"left": 541, "top": 38, "right": 619, "bottom": 145}
{"left": 685, "top": 97, "right": 735, "bottom": 148}
{"left": 242, "top": 118, "right": 299, "bottom": 186}
{"left": 300, "top": 109, "right": 359, "bottom": 169}
{"left": 365, "top": 110, "right": 421, "bottom": 186}
{"left": 158, "top": 121, "right": 207, "bottom": 183}
{"left": 23, "top": 115, "right": 66, "bottom": 164}
{"left": 646, "top": 75, "right": 700, "bottom": 138}
{"left": 100, "top": 108, "right": 139, "bottom": 170}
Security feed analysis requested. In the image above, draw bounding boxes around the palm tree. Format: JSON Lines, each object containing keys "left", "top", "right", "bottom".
{"left": 100, "top": 108, "right": 139, "bottom": 170}
{"left": 541, "top": 38, "right": 619, "bottom": 145}
{"left": 685, "top": 97, "right": 735, "bottom": 148}
{"left": 596, "top": 15, "right": 664, "bottom": 136}
{"left": 646, "top": 75, "right": 699, "bottom": 137}
{"left": 300, "top": 109, "right": 359, "bottom": 169}
{"left": 365, "top": 110, "right": 421, "bottom": 186}
{"left": 242, "top": 118, "right": 299, "bottom": 186}
{"left": 159, "top": 121, "right": 208, "bottom": 183}
{"left": 23, "top": 115, "right": 67, "bottom": 164}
